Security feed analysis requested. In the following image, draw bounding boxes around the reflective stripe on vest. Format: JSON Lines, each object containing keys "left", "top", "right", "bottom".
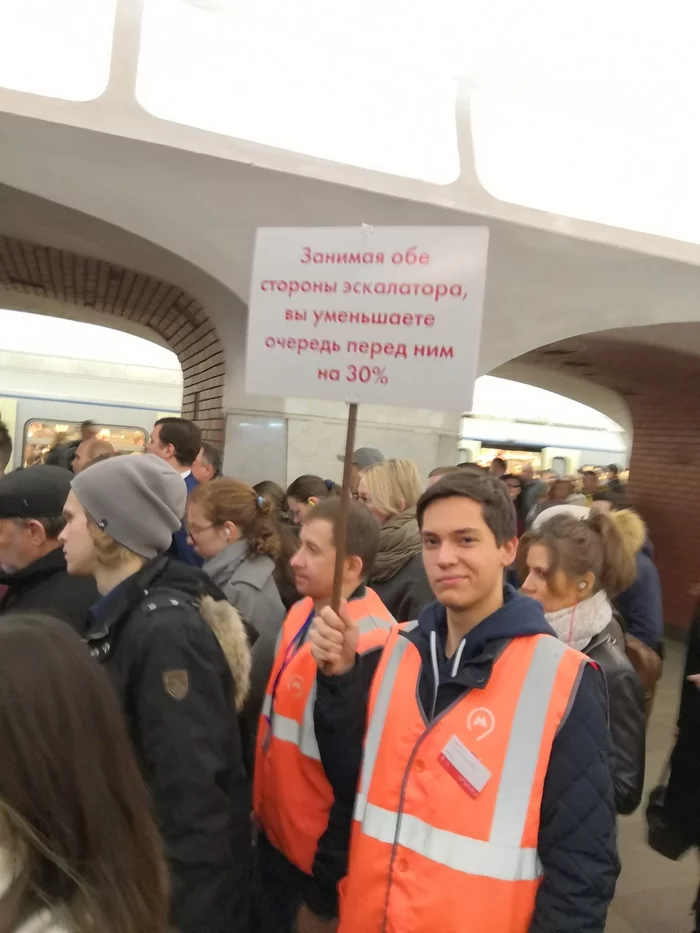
{"left": 355, "top": 803, "right": 541, "bottom": 882}
{"left": 269, "top": 680, "right": 320, "bottom": 760}
{"left": 254, "top": 590, "right": 397, "bottom": 877}
{"left": 267, "top": 614, "right": 393, "bottom": 763}
{"left": 354, "top": 634, "right": 570, "bottom": 879}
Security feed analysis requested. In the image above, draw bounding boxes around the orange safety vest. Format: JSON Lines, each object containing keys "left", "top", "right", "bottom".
{"left": 254, "top": 588, "right": 396, "bottom": 876}
{"left": 339, "top": 625, "right": 590, "bottom": 933}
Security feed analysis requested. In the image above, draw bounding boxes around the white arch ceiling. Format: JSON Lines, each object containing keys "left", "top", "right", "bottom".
{"left": 4, "top": 0, "right": 700, "bottom": 438}
{"left": 3, "top": 0, "right": 700, "bottom": 265}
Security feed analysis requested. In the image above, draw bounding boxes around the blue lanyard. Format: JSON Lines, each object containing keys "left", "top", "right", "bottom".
{"left": 267, "top": 609, "right": 315, "bottom": 720}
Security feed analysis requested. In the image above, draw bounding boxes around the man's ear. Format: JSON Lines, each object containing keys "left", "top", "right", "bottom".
{"left": 502, "top": 536, "right": 518, "bottom": 568}
{"left": 344, "top": 554, "right": 364, "bottom": 582}
{"left": 25, "top": 519, "right": 48, "bottom": 546}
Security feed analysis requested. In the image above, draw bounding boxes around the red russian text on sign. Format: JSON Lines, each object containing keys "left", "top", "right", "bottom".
{"left": 246, "top": 226, "right": 489, "bottom": 411}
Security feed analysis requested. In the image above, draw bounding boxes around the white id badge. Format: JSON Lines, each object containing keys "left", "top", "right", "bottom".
{"left": 438, "top": 734, "right": 492, "bottom": 798}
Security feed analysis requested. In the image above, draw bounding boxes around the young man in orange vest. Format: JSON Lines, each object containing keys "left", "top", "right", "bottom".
{"left": 311, "top": 471, "right": 620, "bottom": 933}
{"left": 253, "top": 497, "right": 396, "bottom": 933}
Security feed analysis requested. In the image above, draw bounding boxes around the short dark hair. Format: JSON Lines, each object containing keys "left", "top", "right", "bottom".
{"left": 304, "top": 497, "right": 380, "bottom": 577}
{"left": 428, "top": 465, "right": 461, "bottom": 479}
{"left": 0, "top": 420, "right": 12, "bottom": 472}
{"left": 416, "top": 472, "right": 516, "bottom": 546}
{"left": 200, "top": 441, "right": 222, "bottom": 475}
{"left": 154, "top": 417, "right": 202, "bottom": 467}
{"left": 608, "top": 464, "right": 619, "bottom": 476}
{"left": 491, "top": 457, "right": 507, "bottom": 471}
{"left": 458, "top": 462, "right": 486, "bottom": 474}
{"left": 592, "top": 490, "right": 625, "bottom": 510}
{"left": 592, "top": 490, "right": 616, "bottom": 503}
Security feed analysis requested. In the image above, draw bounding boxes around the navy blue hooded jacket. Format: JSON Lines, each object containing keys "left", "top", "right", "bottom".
{"left": 614, "top": 540, "right": 664, "bottom": 648}
{"left": 313, "top": 586, "right": 619, "bottom": 931}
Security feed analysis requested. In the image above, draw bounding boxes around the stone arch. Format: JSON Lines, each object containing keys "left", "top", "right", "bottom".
{"left": 0, "top": 235, "right": 225, "bottom": 441}
{"left": 518, "top": 328, "right": 700, "bottom": 630}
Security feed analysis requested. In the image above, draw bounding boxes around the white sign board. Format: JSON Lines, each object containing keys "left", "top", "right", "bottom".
{"left": 245, "top": 226, "right": 489, "bottom": 411}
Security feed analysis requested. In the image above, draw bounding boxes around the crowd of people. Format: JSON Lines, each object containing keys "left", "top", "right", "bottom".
{"left": 0, "top": 419, "right": 697, "bottom": 932}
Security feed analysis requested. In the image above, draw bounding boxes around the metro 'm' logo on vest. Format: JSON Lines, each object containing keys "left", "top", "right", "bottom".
{"left": 467, "top": 707, "right": 496, "bottom": 740}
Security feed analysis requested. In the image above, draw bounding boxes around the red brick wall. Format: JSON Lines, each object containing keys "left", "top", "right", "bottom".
{"left": 522, "top": 335, "right": 700, "bottom": 631}
{"left": 0, "top": 236, "right": 225, "bottom": 442}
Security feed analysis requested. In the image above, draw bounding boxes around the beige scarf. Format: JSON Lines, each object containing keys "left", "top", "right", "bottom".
{"left": 370, "top": 508, "right": 423, "bottom": 582}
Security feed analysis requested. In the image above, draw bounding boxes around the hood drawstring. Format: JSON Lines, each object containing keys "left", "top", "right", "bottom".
{"left": 429, "top": 630, "right": 440, "bottom": 721}
{"left": 451, "top": 638, "right": 467, "bottom": 677}
{"left": 429, "top": 629, "right": 467, "bottom": 721}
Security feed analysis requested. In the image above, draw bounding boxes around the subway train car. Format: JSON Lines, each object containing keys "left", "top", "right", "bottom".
{"left": 459, "top": 375, "right": 630, "bottom": 474}
{"left": 0, "top": 330, "right": 628, "bottom": 477}
{"left": 460, "top": 412, "right": 629, "bottom": 475}
{"left": 0, "top": 347, "right": 181, "bottom": 471}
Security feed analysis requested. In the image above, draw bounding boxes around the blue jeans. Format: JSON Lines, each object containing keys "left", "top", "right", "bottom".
{"left": 253, "top": 832, "right": 305, "bottom": 933}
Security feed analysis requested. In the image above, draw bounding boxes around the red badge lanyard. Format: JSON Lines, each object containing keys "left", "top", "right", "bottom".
{"left": 266, "top": 609, "right": 315, "bottom": 722}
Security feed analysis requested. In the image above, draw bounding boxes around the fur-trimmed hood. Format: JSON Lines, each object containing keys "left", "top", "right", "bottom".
{"left": 199, "top": 595, "right": 252, "bottom": 712}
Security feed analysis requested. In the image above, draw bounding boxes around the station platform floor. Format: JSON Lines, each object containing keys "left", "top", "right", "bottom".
{"left": 608, "top": 639, "right": 698, "bottom": 932}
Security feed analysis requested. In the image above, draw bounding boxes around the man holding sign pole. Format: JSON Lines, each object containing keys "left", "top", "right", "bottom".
{"left": 310, "top": 472, "right": 619, "bottom": 933}
{"left": 252, "top": 497, "right": 396, "bottom": 933}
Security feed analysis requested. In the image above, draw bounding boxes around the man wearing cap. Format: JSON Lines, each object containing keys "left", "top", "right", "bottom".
{"left": 0, "top": 465, "right": 98, "bottom": 631}
{"left": 338, "top": 447, "right": 385, "bottom": 496}
{"left": 59, "top": 454, "right": 253, "bottom": 933}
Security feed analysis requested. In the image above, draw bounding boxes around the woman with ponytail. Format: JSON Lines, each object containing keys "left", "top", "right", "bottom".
{"left": 286, "top": 475, "right": 339, "bottom": 525}
{"left": 187, "top": 479, "right": 285, "bottom": 738}
{"left": 517, "top": 506, "right": 646, "bottom": 815}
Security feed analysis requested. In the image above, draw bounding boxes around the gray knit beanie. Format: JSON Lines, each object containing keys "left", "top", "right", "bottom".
{"left": 71, "top": 454, "right": 187, "bottom": 559}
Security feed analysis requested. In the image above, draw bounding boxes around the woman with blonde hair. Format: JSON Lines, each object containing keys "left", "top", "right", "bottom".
{"left": 357, "top": 458, "right": 433, "bottom": 621}
{"left": 0, "top": 611, "right": 169, "bottom": 933}
{"left": 188, "top": 478, "right": 286, "bottom": 733}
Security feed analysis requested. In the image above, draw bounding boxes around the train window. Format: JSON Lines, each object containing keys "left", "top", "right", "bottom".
{"left": 23, "top": 422, "right": 147, "bottom": 468}
{"left": 477, "top": 447, "right": 542, "bottom": 472}
{"left": 550, "top": 456, "right": 567, "bottom": 476}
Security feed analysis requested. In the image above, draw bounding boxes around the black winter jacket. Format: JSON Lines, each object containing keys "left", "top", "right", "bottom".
{"left": 85, "top": 557, "right": 252, "bottom": 933}
{"left": 0, "top": 547, "right": 98, "bottom": 633}
{"left": 584, "top": 623, "right": 646, "bottom": 815}
{"left": 368, "top": 552, "right": 435, "bottom": 623}
{"left": 314, "top": 587, "right": 619, "bottom": 932}
{"left": 666, "top": 601, "right": 700, "bottom": 845}
{"left": 44, "top": 439, "right": 80, "bottom": 470}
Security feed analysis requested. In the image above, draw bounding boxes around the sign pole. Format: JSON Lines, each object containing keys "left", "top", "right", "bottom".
{"left": 331, "top": 402, "right": 359, "bottom": 613}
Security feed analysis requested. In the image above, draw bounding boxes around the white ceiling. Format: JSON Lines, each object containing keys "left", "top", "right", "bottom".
{"left": 3, "top": 111, "right": 700, "bottom": 384}
{"left": 3, "top": 2, "right": 700, "bottom": 431}
{"left": 4, "top": 0, "right": 700, "bottom": 268}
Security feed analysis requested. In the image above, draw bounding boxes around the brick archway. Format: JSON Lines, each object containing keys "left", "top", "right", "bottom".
{"left": 0, "top": 235, "right": 225, "bottom": 440}
{"left": 520, "top": 332, "right": 700, "bottom": 630}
